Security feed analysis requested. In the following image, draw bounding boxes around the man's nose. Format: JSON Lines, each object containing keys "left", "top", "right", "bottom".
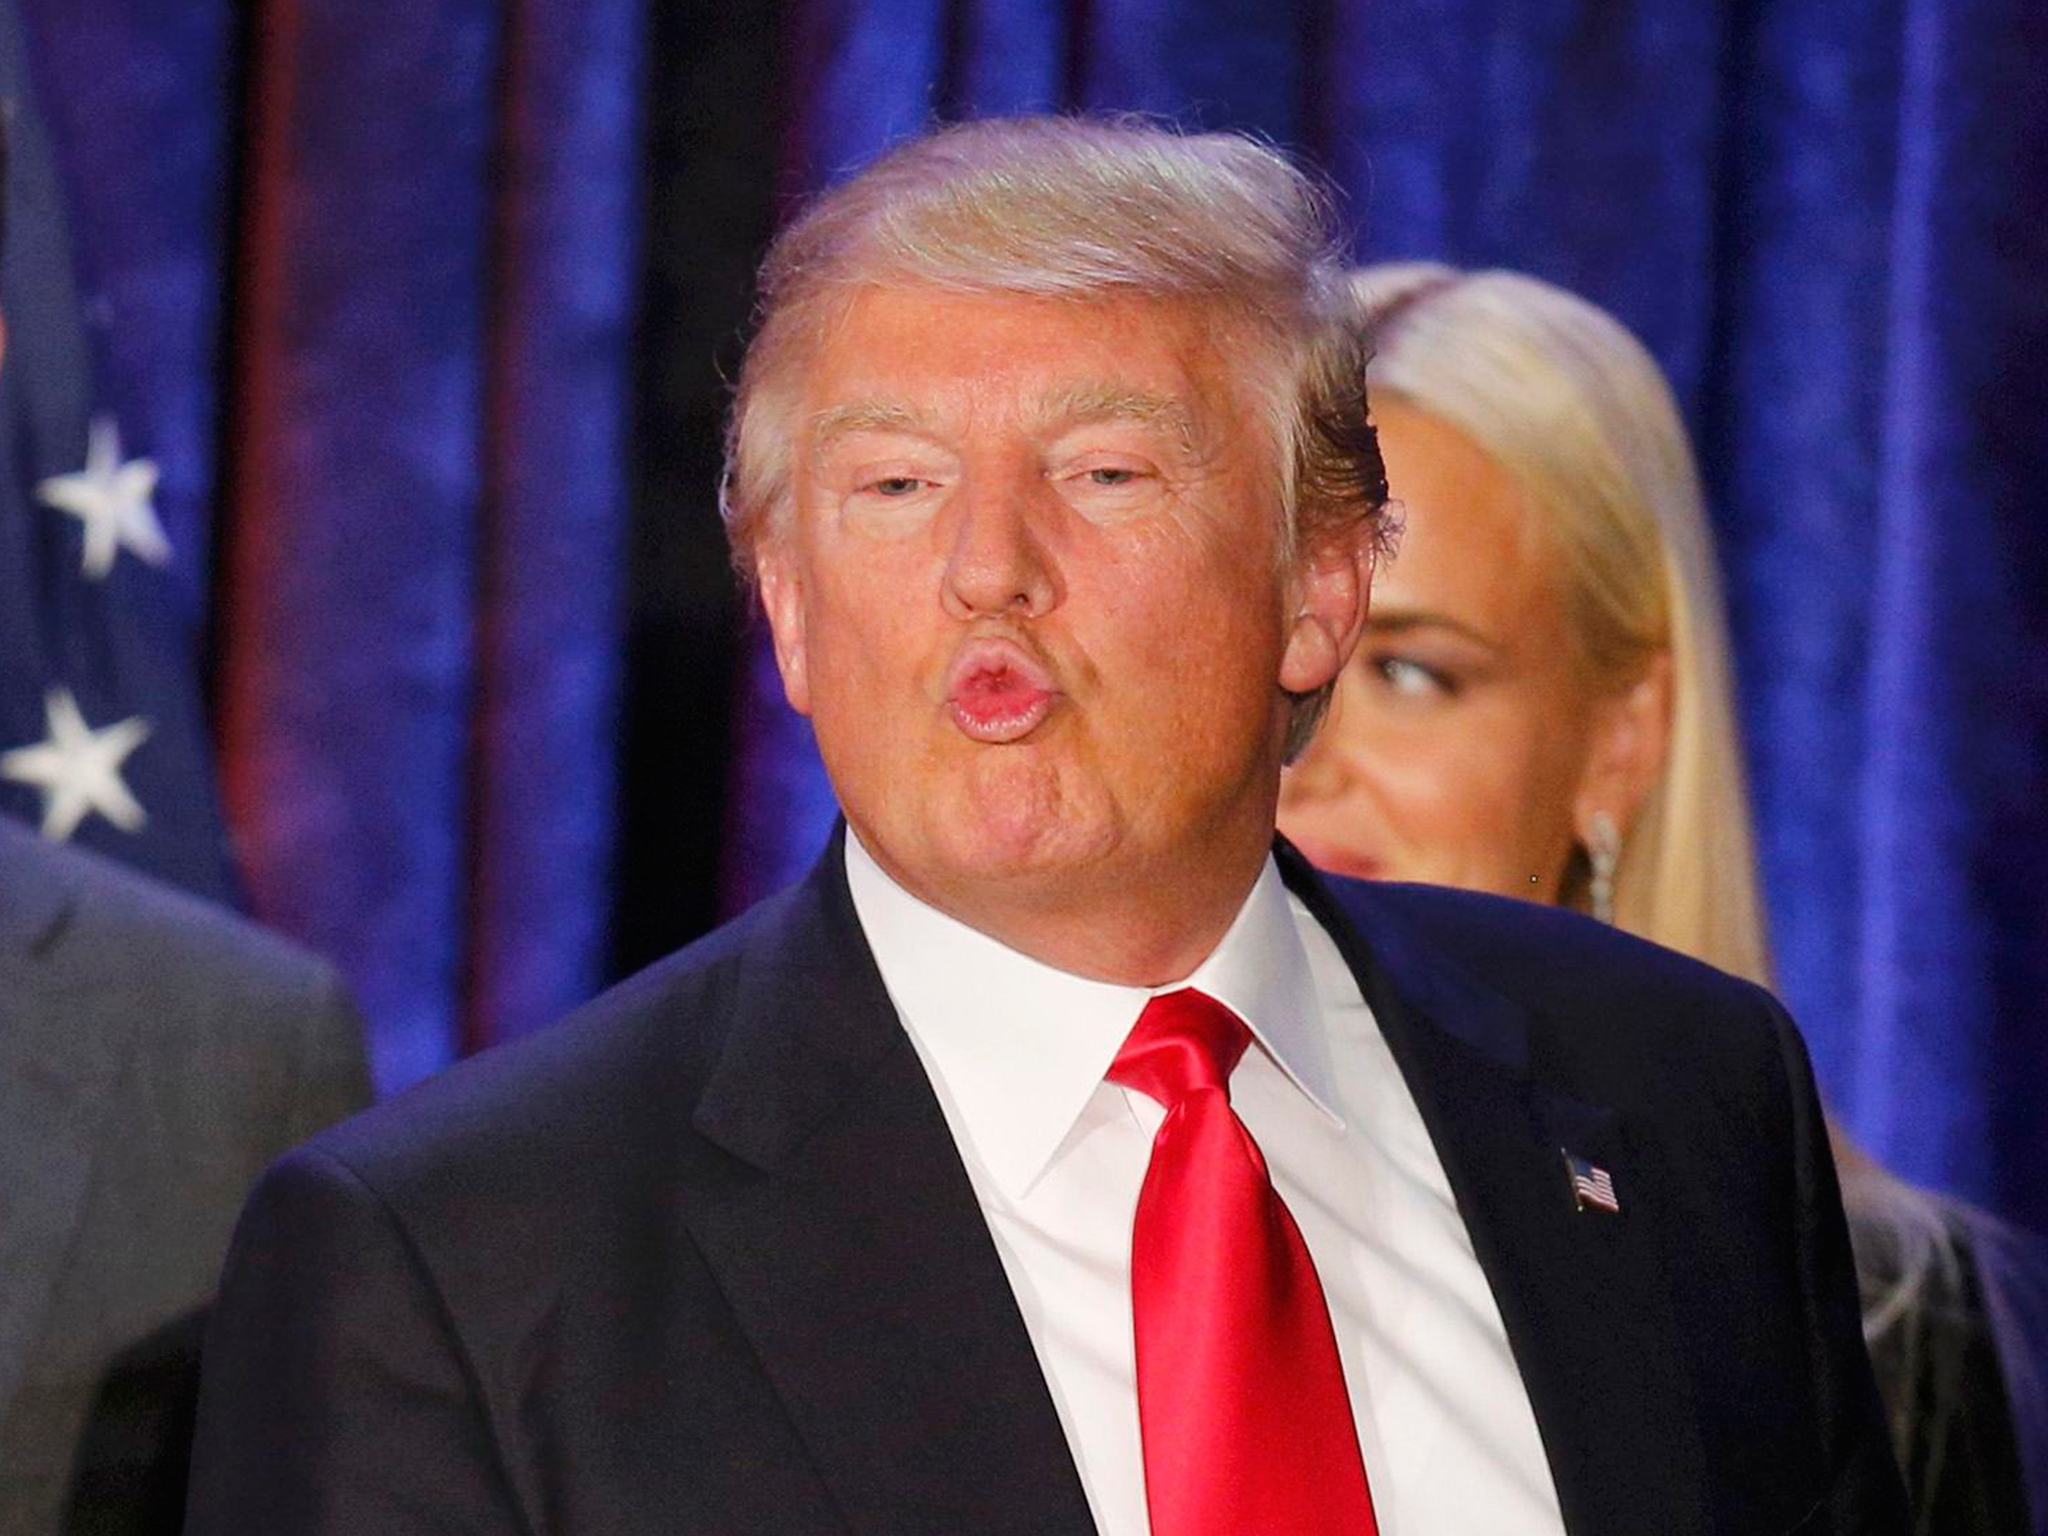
{"left": 940, "top": 473, "right": 1062, "bottom": 619}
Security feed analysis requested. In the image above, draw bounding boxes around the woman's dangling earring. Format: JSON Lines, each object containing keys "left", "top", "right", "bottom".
{"left": 1586, "top": 810, "right": 1620, "bottom": 926}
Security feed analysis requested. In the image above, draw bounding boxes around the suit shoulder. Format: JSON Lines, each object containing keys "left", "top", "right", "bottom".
{"left": 1372, "top": 879, "right": 1761, "bottom": 993}
{"left": 1340, "top": 878, "right": 1791, "bottom": 1074}
{"left": 1, "top": 826, "right": 363, "bottom": 1086}
{"left": 37, "top": 829, "right": 344, "bottom": 1009}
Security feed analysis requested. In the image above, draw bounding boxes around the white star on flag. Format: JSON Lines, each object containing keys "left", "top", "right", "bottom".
{"left": 0, "top": 687, "right": 152, "bottom": 841}
{"left": 35, "top": 414, "right": 172, "bottom": 581}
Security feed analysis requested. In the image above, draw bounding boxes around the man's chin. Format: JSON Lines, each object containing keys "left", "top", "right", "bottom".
{"left": 927, "top": 819, "right": 1110, "bottom": 888}
{"left": 916, "top": 758, "right": 1090, "bottom": 861}
{"left": 887, "top": 797, "right": 1121, "bottom": 907}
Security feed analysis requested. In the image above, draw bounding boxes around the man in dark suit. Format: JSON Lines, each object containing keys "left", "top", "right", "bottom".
{"left": 186, "top": 117, "right": 1908, "bottom": 1534}
{"left": 0, "top": 817, "right": 372, "bottom": 1534}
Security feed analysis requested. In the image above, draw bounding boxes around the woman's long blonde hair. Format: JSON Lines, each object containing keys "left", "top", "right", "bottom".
{"left": 1352, "top": 262, "right": 1771, "bottom": 986}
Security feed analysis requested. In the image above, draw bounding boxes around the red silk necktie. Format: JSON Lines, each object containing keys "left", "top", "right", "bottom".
{"left": 1110, "top": 988, "right": 1380, "bottom": 1535}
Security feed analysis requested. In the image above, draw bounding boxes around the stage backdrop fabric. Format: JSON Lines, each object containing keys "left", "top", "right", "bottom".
{"left": 1, "top": 0, "right": 2043, "bottom": 1238}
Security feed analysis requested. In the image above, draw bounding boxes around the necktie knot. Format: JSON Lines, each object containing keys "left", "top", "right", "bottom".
{"left": 1109, "top": 988, "right": 1251, "bottom": 1109}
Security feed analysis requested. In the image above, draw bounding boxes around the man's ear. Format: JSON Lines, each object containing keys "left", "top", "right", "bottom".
{"left": 1279, "top": 523, "right": 1375, "bottom": 695}
{"left": 755, "top": 545, "right": 812, "bottom": 718}
{"left": 1571, "top": 650, "right": 1674, "bottom": 843}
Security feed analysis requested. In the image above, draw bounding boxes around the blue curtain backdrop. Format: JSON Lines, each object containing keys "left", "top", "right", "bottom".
{"left": 1, "top": 0, "right": 2042, "bottom": 1237}
{"left": 210, "top": 2, "right": 639, "bottom": 1088}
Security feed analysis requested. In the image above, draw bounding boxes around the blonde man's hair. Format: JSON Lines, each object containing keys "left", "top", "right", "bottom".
{"left": 1353, "top": 262, "right": 1771, "bottom": 984}
{"left": 721, "top": 117, "right": 1391, "bottom": 758}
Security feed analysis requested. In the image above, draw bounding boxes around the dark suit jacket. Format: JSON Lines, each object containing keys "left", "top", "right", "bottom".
{"left": 0, "top": 820, "right": 373, "bottom": 1536}
{"left": 186, "top": 833, "right": 1908, "bottom": 1535}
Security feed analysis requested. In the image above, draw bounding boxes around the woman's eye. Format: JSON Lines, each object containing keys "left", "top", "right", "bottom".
{"left": 1374, "top": 655, "right": 1453, "bottom": 698}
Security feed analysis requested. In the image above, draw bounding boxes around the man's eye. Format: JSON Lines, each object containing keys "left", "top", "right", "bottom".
{"left": 1087, "top": 467, "right": 1139, "bottom": 486}
{"left": 1374, "top": 655, "right": 1453, "bottom": 698}
{"left": 867, "top": 476, "right": 926, "bottom": 496}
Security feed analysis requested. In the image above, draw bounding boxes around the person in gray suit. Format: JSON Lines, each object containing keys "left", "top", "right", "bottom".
{"left": 0, "top": 816, "right": 372, "bottom": 1534}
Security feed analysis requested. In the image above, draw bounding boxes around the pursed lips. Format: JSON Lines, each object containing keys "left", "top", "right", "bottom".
{"left": 943, "top": 636, "right": 1061, "bottom": 744}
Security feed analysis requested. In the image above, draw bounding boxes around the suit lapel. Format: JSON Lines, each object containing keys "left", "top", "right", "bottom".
{"left": 1281, "top": 847, "right": 1711, "bottom": 1536}
{"left": 681, "top": 831, "right": 1098, "bottom": 1536}
{"left": 0, "top": 830, "right": 137, "bottom": 1414}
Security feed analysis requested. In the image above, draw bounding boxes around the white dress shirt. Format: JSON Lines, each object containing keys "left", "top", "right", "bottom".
{"left": 845, "top": 832, "right": 1569, "bottom": 1536}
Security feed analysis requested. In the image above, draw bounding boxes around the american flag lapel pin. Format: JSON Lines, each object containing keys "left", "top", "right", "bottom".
{"left": 1563, "top": 1149, "right": 1621, "bottom": 1214}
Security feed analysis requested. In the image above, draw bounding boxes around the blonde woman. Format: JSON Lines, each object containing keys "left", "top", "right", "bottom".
{"left": 1279, "top": 263, "right": 2037, "bottom": 1534}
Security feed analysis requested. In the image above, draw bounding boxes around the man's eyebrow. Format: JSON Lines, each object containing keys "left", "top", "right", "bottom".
{"left": 1035, "top": 383, "right": 1202, "bottom": 453}
{"left": 1366, "top": 609, "right": 1503, "bottom": 652}
{"left": 808, "top": 386, "right": 1206, "bottom": 453}
{"left": 809, "top": 401, "right": 935, "bottom": 450}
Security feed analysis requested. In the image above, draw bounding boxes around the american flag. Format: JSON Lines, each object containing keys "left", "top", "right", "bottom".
{"left": 0, "top": 0, "right": 236, "bottom": 902}
{"left": 1565, "top": 1150, "right": 1621, "bottom": 1214}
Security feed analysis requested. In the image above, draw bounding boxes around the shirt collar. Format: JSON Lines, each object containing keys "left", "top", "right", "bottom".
{"left": 844, "top": 831, "right": 1344, "bottom": 1201}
